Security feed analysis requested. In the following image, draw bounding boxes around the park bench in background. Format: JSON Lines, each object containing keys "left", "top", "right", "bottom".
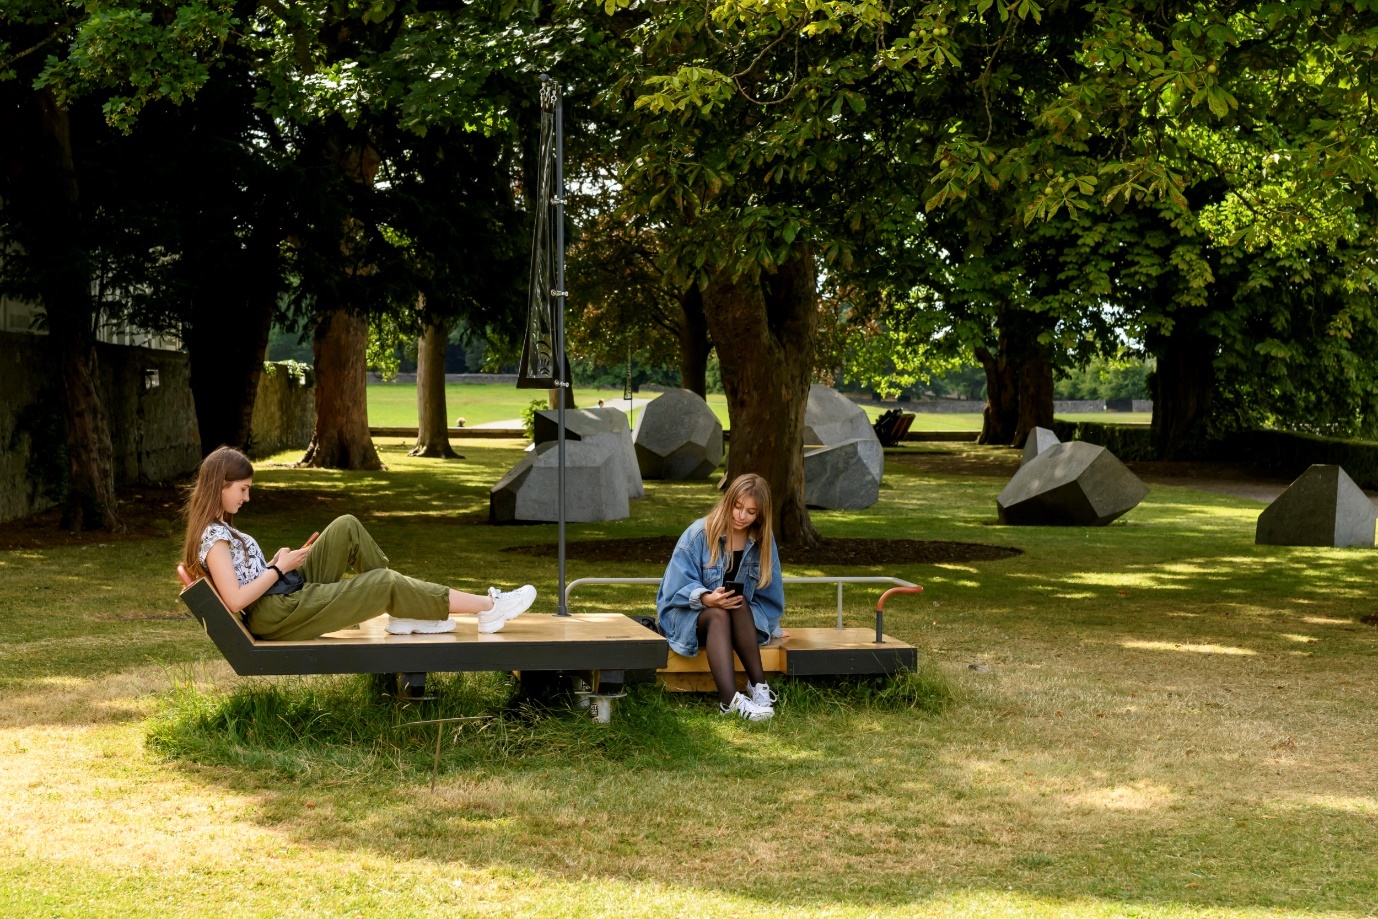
{"left": 564, "top": 576, "right": 921, "bottom": 692}
{"left": 873, "top": 410, "right": 917, "bottom": 447}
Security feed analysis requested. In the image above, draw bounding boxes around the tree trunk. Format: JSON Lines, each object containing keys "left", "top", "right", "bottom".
{"left": 185, "top": 292, "right": 273, "bottom": 455}
{"left": 28, "top": 90, "right": 122, "bottom": 532}
{"left": 1149, "top": 311, "right": 1215, "bottom": 460}
{"left": 301, "top": 309, "right": 382, "bottom": 469}
{"left": 975, "top": 338, "right": 1019, "bottom": 446}
{"left": 410, "top": 313, "right": 459, "bottom": 458}
{"left": 47, "top": 312, "right": 122, "bottom": 532}
{"left": 702, "top": 248, "right": 820, "bottom": 548}
{"left": 678, "top": 282, "right": 710, "bottom": 397}
{"left": 1013, "top": 340, "right": 1055, "bottom": 447}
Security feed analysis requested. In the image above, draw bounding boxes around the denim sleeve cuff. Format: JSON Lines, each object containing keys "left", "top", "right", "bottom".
{"left": 689, "top": 587, "right": 707, "bottom": 610}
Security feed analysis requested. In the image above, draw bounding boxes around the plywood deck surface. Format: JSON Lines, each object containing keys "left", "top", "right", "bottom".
{"left": 304, "top": 613, "right": 654, "bottom": 646}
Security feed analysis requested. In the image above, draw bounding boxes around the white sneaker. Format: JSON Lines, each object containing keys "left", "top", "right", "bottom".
{"left": 385, "top": 616, "right": 457, "bottom": 635}
{"left": 478, "top": 584, "right": 536, "bottom": 634}
{"left": 748, "top": 681, "right": 777, "bottom": 708}
{"left": 720, "top": 691, "right": 773, "bottom": 721}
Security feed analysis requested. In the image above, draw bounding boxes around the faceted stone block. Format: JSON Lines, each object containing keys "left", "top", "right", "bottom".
{"left": 1256, "top": 464, "right": 1376, "bottom": 547}
{"left": 1021, "top": 426, "right": 1060, "bottom": 467}
{"left": 804, "top": 384, "right": 877, "bottom": 447}
{"left": 490, "top": 434, "right": 631, "bottom": 524}
{"left": 804, "top": 438, "right": 883, "bottom": 510}
{"left": 632, "top": 389, "right": 724, "bottom": 480}
{"left": 997, "top": 441, "right": 1148, "bottom": 526}
{"left": 534, "top": 406, "right": 643, "bottom": 499}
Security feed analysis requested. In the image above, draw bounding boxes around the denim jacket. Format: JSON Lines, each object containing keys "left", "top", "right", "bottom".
{"left": 655, "top": 517, "right": 785, "bottom": 657}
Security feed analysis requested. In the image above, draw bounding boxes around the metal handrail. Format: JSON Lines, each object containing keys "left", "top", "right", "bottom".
{"left": 562, "top": 575, "right": 920, "bottom": 644}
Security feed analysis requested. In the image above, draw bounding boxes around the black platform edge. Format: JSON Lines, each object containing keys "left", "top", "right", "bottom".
{"left": 180, "top": 579, "right": 668, "bottom": 677}
{"left": 786, "top": 645, "right": 917, "bottom": 677}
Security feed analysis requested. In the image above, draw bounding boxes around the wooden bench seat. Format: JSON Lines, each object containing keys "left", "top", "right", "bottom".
{"left": 657, "top": 627, "right": 917, "bottom": 692}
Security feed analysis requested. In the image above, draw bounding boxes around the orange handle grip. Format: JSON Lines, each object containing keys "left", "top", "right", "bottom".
{"left": 874, "top": 585, "right": 923, "bottom": 644}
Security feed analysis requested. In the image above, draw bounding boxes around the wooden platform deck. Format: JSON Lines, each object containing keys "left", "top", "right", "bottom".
{"left": 658, "top": 627, "right": 917, "bottom": 692}
{"left": 179, "top": 578, "right": 667, "bottom": 677}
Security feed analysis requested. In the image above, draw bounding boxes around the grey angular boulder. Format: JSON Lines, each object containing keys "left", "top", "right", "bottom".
{"left": 1021, "top": 427, "right": 1060, "bottom": 467}
{"left": 490, "top": 434, "right": 630, "bottom": 524}
{"left": 804, "top": 438, "right": 883, "bottom": 510}
{"left": 533, "top": 406, "right": 643, "bottom": 499}
{"left": 1256, "top": 464, "right": 1376, "bottom": 547}
{"left": 997, "top": 441, "right": 1147, "bottom": 526}
{"left": 632, "top": 389, "right": 724, "bottom": 479}
{"left": 804, "top": 384, "right": 876, "bottom": 447}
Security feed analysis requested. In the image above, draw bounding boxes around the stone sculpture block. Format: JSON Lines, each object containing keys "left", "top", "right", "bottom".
{"left": 804, "top": 384, "right": 877, "bottom": 447}
{"left": 997, "top": 441, "right": 1147, "bottom": 526}
{"left": 1255, "top": 464, "right": 1376, "bottom": 547}
{"left": 490, "top": 434, "right": 630, "bottom": 524}
{"left": 803, "top": 438, "right": 883, "bottom": 510}
{"left": 534, "top": 406, "right": 643, "bottom": 499}
{"left": 632, "top": 389, "right": 724, "bottom": 480}
{"left": 1021, "top": 426, "right": 1060, "bottom": 467}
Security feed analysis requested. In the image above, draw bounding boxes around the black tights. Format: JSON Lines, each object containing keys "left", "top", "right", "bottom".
{"left": 696, "top": 606, "right": 766, "bottom": 705}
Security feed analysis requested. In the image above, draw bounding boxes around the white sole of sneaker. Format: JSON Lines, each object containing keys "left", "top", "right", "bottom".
{"left": 385, "top": 617, "right": 457, "bottom": 635}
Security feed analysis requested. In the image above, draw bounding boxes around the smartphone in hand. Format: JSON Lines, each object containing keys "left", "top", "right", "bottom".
{"left": 301, "top": 531, "right": 320, "bottom": 550}
{"left": 723, "top": 581, "right": 745, "bottom": 598}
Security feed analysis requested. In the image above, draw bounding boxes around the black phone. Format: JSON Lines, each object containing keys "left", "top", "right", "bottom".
{"left": 723, "top": 581, "right": 745, "bottom": 597}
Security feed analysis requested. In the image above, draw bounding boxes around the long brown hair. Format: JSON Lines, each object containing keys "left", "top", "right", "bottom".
{"left": 704, "top": 473, "right": 774, "bottom": 588}
{"left": 181, "top": 446, "right": 254, "bottom": 580}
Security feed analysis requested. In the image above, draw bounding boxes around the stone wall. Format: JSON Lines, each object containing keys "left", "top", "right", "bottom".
{"left": 249, "top": 362, "right": 316, "bottom": 459}
{"left": 0, "top": 332, "right": 202, "bottom": 523}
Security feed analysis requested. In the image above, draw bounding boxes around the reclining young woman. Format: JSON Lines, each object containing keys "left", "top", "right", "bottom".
{"left": 656, "top": 473, "right": 785, "bottom": 720}
{"left": 182, "top": 446, "right": 535, "bottom": 640}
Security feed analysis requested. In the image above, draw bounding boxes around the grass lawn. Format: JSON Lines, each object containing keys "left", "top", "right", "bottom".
{"left": 367, "top": 384, "right": 1148, "bottom": 434}
{"left": 366, "top": 384, "right": 738, "bottom": 428}
{"left": 2, "top": 440, "right": 1375, "bottom": 917}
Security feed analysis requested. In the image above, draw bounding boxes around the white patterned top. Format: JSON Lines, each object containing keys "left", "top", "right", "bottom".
{"left": 199, "top": 522, "right": 268, "bottom": 586}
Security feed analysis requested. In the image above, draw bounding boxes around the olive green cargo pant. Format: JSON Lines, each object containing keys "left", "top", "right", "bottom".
{"left": 245, "top": 515, "right": 449, "bottom": 640}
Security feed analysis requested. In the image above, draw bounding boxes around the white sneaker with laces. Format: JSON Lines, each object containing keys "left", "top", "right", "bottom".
{"left": 478, "top": 584, "right": 537, "bottom": 634}
{"left": 748, "top": 681, "right": 777, "bottom": 708}
{"left": 385, "top": 616, "right": 457, "bottom": 635}
{"left": 720, "top": 691, "right": 773, "bottom": 721}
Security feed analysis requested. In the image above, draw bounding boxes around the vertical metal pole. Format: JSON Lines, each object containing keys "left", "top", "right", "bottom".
{"left": 836, "top": 582, "right": 844, "bottom": 629}
{"left": 553, "top": 80, "right": 569, "bottom": 617}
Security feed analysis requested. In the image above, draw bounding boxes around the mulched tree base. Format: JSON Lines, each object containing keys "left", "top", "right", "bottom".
{"left": 504, "top": 536, "right": 1021, "bottom": 566}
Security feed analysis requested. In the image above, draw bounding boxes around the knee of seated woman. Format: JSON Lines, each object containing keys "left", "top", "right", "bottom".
{"left": 699, "top": 606, "right": 729, "bottom": 626}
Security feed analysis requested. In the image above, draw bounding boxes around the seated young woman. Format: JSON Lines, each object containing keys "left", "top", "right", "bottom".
{"left": 182, "top": 446, "right": 535, "bottom": 640}
{"left": 656, "top": 473, "right": 784, "bottom": 720}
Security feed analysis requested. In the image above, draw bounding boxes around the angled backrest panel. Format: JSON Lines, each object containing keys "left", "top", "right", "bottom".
{"left": 179, "top": 578, "right": 261, "bottom": 673}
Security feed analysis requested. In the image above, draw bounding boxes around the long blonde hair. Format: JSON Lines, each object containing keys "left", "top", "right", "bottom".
{"left": 705, "top": 473, "right": 774, "bottom": 588}
{"left": 181, "top": 446, "right": 254, "bottom": 580}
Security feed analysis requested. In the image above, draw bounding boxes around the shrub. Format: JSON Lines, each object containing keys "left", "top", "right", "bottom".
{"left": 1229, "top": 429, "right": 1378, "bottom": 489}
{"left": 1050, "top": 420, "right": 1157, "bottom": 461}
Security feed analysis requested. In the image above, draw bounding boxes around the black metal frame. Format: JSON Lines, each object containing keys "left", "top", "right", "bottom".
{"left": 179, "top": 579, "right": 667, "bottom": 677}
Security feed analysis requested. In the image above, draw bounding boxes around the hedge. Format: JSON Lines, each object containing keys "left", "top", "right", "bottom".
{"left": 1227, "top": 429, "right": 1378, "bottom": 490}
{"left": 1049, "top": 420, "right": 1157, "bottom": 462}
{"left": 1049, "top": 420, "right": 1378, "bottom": 488}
